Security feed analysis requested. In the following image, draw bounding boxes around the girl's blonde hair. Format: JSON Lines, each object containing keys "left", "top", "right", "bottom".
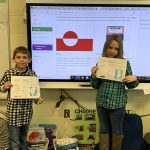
{"left": 102, "top": 34, "right": 123, "bottom": 58}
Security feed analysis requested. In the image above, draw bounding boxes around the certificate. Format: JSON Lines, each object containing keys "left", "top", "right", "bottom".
{"left": 96, "top": 57, "right": 127, "bottom": 82}
{"left": 10, "top": 76, "right": 40, "bottom": 99}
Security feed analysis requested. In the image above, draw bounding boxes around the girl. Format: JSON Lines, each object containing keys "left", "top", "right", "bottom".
{"left": 90, "top": 35, "right": 139, "bottom": 150}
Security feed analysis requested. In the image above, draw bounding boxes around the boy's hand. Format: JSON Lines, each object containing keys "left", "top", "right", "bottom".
{"left": 34, "top": 97, "right": 43, "bottom": 105}
{"left": 4, "top": 82, "right": 12, "bottom": 90}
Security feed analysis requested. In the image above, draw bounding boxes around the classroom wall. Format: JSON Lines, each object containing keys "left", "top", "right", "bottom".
{"left": 0, "top": 0, "right": 150, "bottom": 138}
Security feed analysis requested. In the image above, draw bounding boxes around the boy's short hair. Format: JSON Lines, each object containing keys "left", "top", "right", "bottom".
{"left": 12, "top": 46, "right": 31, "bottom": 59}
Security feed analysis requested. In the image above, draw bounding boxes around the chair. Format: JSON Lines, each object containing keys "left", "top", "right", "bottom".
{"left": 93, "top": 113, "right": 150, "bottom": 150}
{"left": 0, "top": 111, "right": 9, "bottom": 150}
{"left": 121, "top": 113, "right": 148, "bottom": 150}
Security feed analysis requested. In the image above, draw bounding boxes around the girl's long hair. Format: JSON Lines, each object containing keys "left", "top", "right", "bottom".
{"left": 102, "top": 34, "right": 124, "bottom": 58}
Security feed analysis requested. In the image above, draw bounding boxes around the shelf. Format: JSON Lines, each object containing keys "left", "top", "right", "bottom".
{"left": 39, "top": 82, "right": 93, "bottom": 89}
{"left": 39, "top": 82, "right": 149, "bottom": 90}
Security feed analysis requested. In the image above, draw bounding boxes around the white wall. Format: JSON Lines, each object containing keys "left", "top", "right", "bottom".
{"left": 0, "top": 0, "right": 149, "bottom": 138}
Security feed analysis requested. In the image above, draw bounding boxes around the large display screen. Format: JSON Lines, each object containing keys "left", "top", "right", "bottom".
{"left": 26, "top": 3, "right": 150, "bottom": 82}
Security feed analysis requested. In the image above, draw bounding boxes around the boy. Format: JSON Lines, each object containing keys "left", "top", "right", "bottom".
{"left": 0, "top": 46, "right": 43, "bottom": 150}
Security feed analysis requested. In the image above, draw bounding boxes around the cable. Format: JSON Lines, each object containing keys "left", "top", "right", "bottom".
{"left": 140, "top": 114, "right": 150, "bottom": 117}
{"left": 55, "top": 89, "right": 89, "bottom": 121}
{"left": 55, "top": 89, "right": 88, "bottom": 110}
{"left": 55, "top": 90, "right": 66, "bottom": 108}
{"left": 62, "top": 89, "right": 88, "bottom": 110}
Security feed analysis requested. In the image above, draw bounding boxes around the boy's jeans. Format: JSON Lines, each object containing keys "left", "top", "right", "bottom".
{"left": 97, "top": 106, "right": 125, "bottom": 135}
{"left": 8, "top": 124, "right": 29, "bottom": 150}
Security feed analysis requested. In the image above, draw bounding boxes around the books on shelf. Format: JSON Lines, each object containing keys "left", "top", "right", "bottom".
{"left": 27, "top": 127, "right": 46, "bottom": 148}
{"left": 29, "top": 124, "right": 57, "bottom": 149}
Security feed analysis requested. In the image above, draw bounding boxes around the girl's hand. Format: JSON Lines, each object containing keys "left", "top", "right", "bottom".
{"left": 4, "top": 82, "right": 12, "bottom": 90}
{"left": 34, "top": 97, "right": 43, "bottom": 105}
{"left": 91, "top": 66, "right": 97, "bottom": 76}
{"left": 122, "top": 75, "right": 137, "bottom": 83}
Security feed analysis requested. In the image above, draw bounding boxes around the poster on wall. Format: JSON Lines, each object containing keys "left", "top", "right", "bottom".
{"left": 73, "top": 109, "right": 99, "bottom": 146}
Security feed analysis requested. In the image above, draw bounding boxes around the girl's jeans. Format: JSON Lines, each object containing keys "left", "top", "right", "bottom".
{"left": 97, "top": 106, "right": 125, "bottom": 135}
{"left": 8, "top": 124, "right": 29, "bottom": 150}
